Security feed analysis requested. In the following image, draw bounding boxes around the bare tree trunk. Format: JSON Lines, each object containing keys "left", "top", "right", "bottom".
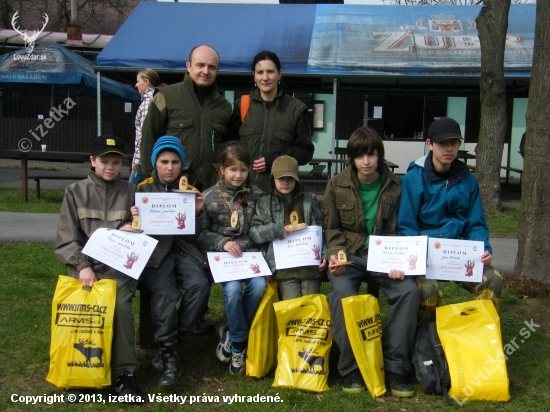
{"left": 0, "top": 0, "right": 13, "bottom": 29}
{"left": 515, "top": 1, "right": 550, "bottom": 285}
{"left": 475, "top": 0, "right": 510, "bottom": 212}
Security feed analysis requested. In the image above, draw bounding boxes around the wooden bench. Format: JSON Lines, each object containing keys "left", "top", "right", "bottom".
{"left": 299, "top": 178, "right": 328, "bottom": 194}
{"left": 309, "top": 164, "right": 326, "bottom": 179}
{"left": 26, "top": 172, "right": 129, "bottom": 199}
{"left": 27, "top": 172, "right": 87, "bottom": 199}
{"left": 501, "top": 166, "right": 523, "bottom": 186}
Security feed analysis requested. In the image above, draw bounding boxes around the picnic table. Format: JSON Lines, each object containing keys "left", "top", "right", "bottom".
{"left": 309, "top": 158, "right": 399, "bottom": 179}
{"left": 7, "top": 149, "right": 90, "bottom": 202}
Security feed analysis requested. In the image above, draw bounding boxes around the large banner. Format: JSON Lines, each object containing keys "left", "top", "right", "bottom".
{"left": 97, "top": 3, "right": 534, "bottom": 77}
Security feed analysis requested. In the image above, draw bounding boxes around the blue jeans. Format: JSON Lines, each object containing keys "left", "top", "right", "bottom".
{"left": 129, "top": 167, "right": 145, "bottom": 185}
{"left": 221, "top": 277, "right": 266, "bottom": 343}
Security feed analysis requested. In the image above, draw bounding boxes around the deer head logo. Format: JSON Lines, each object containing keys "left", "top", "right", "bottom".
{"left": 407, "top": 254, "right": 418, "bottom": 271}
{"left": 312, "top": 244, "right": 321, "bottom": 261}
{"left": 464, "top": 260, "right": 475, "bottom": 277}
{"left": 73, "top": 339, "right": 103, "bottom": 364}
{"left": 297, "top": 348, "right": 325, "bottom": 373}
{"left": 124, "top": 251, "right": 139, "bottom": 269}
{"left": 250, "top": 264, "right": 261, "bottom": 274}
{"left": 175, "top": 212, "right": 186, "bottom": 230}
{"left": 12, "top": 11, "right": 49, "bottom": 54}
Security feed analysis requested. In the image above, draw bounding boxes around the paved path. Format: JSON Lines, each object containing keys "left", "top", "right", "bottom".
{"left": 0, "top": 210, "right": 519, "bottom": 273}
{"left": 0, "top": 211, "right": 60, "bottom": 243}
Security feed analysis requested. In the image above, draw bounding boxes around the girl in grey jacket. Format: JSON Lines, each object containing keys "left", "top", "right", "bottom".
{"left": 249, "top": 155, "right": 327, "bottom": 300}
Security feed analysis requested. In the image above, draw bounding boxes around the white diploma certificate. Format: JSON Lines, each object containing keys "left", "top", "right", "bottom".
{"left": 82, "top": 228, "right": 158, "bottom": 280}
{"left": 136, "top": 192, "right": 195, "bottom": 235}
{"left": 273, "top": 225, "right": 323, "bottom": 270}
{"left": 426, "top": 238, "right": 484, "bottom": 283}
{"left": 367, "top": 235, "right": 428, "bottom": 275}
{"left": 207, "top": 252, "right": 271, "bottom": 283}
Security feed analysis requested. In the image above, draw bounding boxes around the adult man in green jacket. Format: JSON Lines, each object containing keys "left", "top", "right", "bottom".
{"left": 141, "top": 45, "right": 232, "bottom": 190}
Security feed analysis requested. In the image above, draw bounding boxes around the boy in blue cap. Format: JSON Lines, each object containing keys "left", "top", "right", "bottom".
{"left": 132, "top": 136, "right": 209, "bottom": 387}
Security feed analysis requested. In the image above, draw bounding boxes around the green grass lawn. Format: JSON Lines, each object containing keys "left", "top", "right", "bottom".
{"left": 1, "top": 242, "right": 549, "bottom": 411}
{"left": 486, "top": 207, "right": 521, "bottom": 238}
{"left": 0, "top": 187, "right": 63, "bottom": 213}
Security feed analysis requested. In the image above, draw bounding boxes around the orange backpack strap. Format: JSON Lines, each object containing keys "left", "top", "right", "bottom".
{"left": 240, "top": 95, "right": 250, "bottom": 123}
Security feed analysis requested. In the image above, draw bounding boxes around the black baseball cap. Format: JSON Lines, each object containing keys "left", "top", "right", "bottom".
{"left": 428, "top": 117, "right": 464, "bottom": 143}
{"left": 92, "top": 134, "right": 126, "bottom": 157}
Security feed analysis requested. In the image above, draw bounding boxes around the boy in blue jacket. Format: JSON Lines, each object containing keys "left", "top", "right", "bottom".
{"left": 398, "top": 117, "right": 503, "bottom": 323}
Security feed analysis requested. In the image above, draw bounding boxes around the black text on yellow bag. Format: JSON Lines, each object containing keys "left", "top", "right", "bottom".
{"left": 342, "top": 294, "right": 386, "bottom": 397}
{"left": 46, "top": 276, "right": 116, "bottom": 389}
{"left": 436, "top": 300, "right": 510, "bottom": 404}
{"left": 272, "top": 294, "right": 332, "bottom": 392}
{"left": 246, "top": 280, "right": 279, "bottom": 378}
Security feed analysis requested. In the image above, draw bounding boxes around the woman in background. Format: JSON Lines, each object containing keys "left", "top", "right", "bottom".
{"left": 131, "top": 68, "right": 161, "bottom": 185}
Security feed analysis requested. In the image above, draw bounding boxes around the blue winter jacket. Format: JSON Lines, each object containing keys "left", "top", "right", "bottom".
{"left": 398, "top": 154, "right": 492, "bottom": 254}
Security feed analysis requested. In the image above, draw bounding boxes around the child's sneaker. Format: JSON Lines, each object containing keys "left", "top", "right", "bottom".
{"left": 216, "top": 324, "right": 231, "bottom": 363}
{"left": 229, "top": 347, "right": 246, "bottom": 375}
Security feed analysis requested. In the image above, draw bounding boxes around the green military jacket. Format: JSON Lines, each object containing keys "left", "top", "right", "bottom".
{"left": 231, "top": 88, "right": 314, "bottom": 192}
{"left": 140, "top": 73, "right": 232, "bottom": 189}
{"left": 323, "top": 164, "right": 401, "bottom": 260}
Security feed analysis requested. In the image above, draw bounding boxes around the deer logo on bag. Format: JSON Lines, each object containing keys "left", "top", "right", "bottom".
{"left": 297, "top": 348, "right": 325, "bottom": 374}
{"left": 72, "top": 339, "right": 104, "bottom": 367}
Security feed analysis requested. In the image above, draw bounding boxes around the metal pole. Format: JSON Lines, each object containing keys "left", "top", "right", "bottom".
{"left": 70, "top": 0, "right": 78, "bottom": 25}
{"left": 331, "top": 78, "right": 338, "bottom": 177}
{"left": 97, "top": 72, "right": 101, "bottom": 136}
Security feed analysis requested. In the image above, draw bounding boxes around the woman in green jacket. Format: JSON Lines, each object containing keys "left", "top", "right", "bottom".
{"left": 230, "top": 50, "right": 314, "bottom": 192}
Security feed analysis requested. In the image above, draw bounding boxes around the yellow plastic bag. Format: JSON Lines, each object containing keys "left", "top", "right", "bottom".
{"left": 342, "top": 294, "right": 386, "bottom": 397}
{"left": 272, "top": 294, "right": 332, "bottom": 392}
{"left": 436, "top": 300, "right": 510, "bottom": 403}
{"left": 46, "top": 275, "right": 116, "bottom": 389}
{"left": 246, "top": 280, "right": 279, "bottom": 378}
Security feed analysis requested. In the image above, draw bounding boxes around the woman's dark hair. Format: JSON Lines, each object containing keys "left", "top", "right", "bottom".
{"left": 251, "top": 50, "right": 286, "bottom": 94}
{"left": 217, "top": 142, "right": 252, "bottom": 189}
{"left": 251, "top": 50, "right": 281, "bottom": 72}
{"left": 347, "top": 126, "right": 386, "bottom": 173}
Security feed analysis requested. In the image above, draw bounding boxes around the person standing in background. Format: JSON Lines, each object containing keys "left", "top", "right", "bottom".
{"left": 131, "top": 68, "right": 161, "bottom": 185}
{"left": 229, "top": 50, "right": 314, "bottom": 192}
{"left": 140, "top": 45, "right": 232, "bottom": 191}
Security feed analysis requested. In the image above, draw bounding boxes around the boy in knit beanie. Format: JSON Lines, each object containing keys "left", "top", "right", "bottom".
{"left": 132, "top": 136, "right": 210, "bottom": 386}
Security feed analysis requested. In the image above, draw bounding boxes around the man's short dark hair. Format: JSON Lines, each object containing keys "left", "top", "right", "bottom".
{"left": 188, "top": 44, "right": 220, "bottom": 65}
{"left": 347, "top": 126, "right": 386, "bottom": 173}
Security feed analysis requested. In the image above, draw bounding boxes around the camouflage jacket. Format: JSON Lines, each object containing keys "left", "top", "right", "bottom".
{"left": 249, "top": 187, "right": 326, "bottom": 279}
{"left": 136, "top": 171, "right": 205, "bottom": 268}
{"left": 196, "top": 180, "right": 264, "bottom": 253}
